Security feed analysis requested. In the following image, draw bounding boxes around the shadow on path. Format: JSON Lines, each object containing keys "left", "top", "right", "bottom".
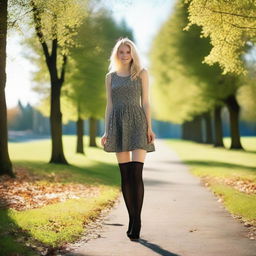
{"left": 164, "top": 159, "right": 256, "bottom": 172}
{"left": 136, "top": 238, "right": 181, "bottom": 256}
{"left": 66, "top": 238, "right": 181, "bottom": 256}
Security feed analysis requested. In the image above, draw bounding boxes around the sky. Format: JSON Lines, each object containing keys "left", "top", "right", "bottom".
{"left": 5, "top": 0, "right": 175, "bottom": 109}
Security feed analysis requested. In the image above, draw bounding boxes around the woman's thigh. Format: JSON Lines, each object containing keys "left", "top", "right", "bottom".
{"left": 115, "top": 151, "right": 131, "bottom": 163}
{"left": 115, "top": 149, "right": 147, "bottom": 163}
{"left": 131, "top": 149, "right": 146, "bottom": 163}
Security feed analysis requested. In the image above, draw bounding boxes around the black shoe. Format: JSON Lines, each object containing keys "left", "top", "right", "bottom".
{"left": 126, "top": 217, "right": 133, "bottom": 237}
{"left": 129, "top": 218, "right": 141, "bottom": 240}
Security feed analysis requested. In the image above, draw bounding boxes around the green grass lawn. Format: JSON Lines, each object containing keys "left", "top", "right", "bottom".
{"left": 2, "top": 135, "right": 256, "bottom": 255}
{"left": 1, "top": 135, "right": 121, "bottom": 256}
{"left": 167, "top": 137, "right": 256, "bottom": 225}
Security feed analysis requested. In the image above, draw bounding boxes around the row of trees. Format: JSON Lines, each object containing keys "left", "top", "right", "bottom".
{"left": 0, "top": 0, "right": 133, "bottom": 177}
{"left": 32, "top": 8, "right": 132, "bottom": 154}
{"left": 149, "top": 0, "right": 256, "bottom": 149}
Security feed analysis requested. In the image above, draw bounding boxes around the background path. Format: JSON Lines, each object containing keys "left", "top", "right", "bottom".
{"left": 65, "top": 139, "right": 256, "bottom": 256}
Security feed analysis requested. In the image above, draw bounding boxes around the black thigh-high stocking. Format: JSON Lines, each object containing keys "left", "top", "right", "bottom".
{"left": 118, "top": 162, "right": 135, "bottom": 235}
{"left": 129, "top": 161, "right": 144, "bottom": 239}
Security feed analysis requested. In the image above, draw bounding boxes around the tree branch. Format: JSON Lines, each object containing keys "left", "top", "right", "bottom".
{"left": 207, "top": 8, "right": 256, "bottom": 20}
{"left": 30, "top": 0, "right": 50, "bottom": 61}
{"left": 60, "top": 54, "right": 67, "bottom": 84}
{"left": 227, "top": 21, "right": 256, "bottom": 30}
{"left": 51, "top": 38, "right": 57, "bottom": 61}
{"left": 9, "top": 9, "right": 34, "bottom": 28}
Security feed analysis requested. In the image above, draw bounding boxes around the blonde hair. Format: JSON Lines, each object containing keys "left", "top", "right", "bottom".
{"left": 108, "top": 37, "right": 143, "bottom": 80}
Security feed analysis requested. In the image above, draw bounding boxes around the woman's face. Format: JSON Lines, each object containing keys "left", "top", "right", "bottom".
{"left": 117, "top": 44, "right": 132, "bottom": 65}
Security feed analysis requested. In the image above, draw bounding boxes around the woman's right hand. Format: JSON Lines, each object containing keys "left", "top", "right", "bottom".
{"left": 101, "top": 133, "right": 108, "bottom": 147}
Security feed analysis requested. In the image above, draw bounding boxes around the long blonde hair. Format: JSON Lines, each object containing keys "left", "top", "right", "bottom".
{"left": 108, "top": 37, "right": 143, "bottom": 80}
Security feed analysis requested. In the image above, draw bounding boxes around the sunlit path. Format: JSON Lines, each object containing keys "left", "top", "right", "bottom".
{"left": 65, "top": 138, "right": 256, "bottom": 256}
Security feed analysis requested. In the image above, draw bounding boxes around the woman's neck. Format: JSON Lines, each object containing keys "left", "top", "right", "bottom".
{"left": 117, "top": 64, "right": 131, "bottom": 75}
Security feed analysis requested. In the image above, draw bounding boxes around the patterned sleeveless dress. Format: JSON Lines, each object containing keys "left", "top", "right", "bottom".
{"left": 103, "top": 71, "right": 155, "bottom": 153}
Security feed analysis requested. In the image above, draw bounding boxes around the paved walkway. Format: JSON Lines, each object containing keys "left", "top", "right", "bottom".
{"left": 66, "top": 139, "right": 256, "bottom": 256}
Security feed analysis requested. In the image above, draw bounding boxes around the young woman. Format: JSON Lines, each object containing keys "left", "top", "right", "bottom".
{"left": 100, "top": 37, "right": 156, "bottom": 241}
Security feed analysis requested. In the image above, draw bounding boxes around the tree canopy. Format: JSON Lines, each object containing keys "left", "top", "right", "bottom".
{"left": 184, "top": 0, "right": 256, "bottom": 75}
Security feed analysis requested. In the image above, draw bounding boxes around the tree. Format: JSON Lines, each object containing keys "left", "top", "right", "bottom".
{"left": 149, "top": 1, "right": 216, "bottom": 140}
{"left": 31, "top": 8, "right": 133, "bottom": 154}
{"left": 177, "top": 1, "right": 244, "bottom": 148}
{"left": 64, "top": 10, "right": 133, "bottom": 152}
{"left": 150, "top": 0, "right": 244, "bottom": 148}
{"left": 237, "top": 56, "right": 256, "bottom": 122}
{"left": 0, "top": 0, "right": 14, "bottom": 177}
{"left": 27, "top": 0, "right": 86, "bottom": 164}
{"left": 184, "top": 0, "right": 256, "bottom": 75}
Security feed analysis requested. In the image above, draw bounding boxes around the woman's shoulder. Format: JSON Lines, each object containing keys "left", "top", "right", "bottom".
{"left": 106, "top": 71, "right": 116, "bottom": 78}
{"left": 105, "top": 71, "right": 115, "bottom": 80}
{"left": 138, "top": 67, "right": 148, "bottom": 79}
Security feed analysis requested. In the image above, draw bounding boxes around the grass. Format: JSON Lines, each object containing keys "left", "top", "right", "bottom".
{"left": 166, "top": 137, "right": 256, "bottom": 224}
{"left": 211, "top": 184, "right": 256, "bottom": 221}
{"left": 10, "top": 188, "right": 116, "bottom": 245}
{"left": 224, "top": 136, "right": 256, "bottom": 153}
{"left": 3, "top": 135, "right": 256, "bottom": 254}
{"left": 0, "top": 135, "right": 121, "bottom": 255}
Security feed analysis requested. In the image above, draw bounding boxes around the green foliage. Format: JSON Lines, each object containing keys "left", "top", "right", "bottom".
{"left": 150, "top": 1, "right": 216, "bottom": 123}
{"left": 237, "top": 61, "right": 256, "bottom": 121}
{"left": 61, "top": 8, "right": 133, "bottom": 122}
{"left": 19, "top": 0, "right": 89, "bottom": 120}
{"left": 23, "top": 3, "right": 133, "bottom": 123}
{"left": 149, "top": 1, "right": 207, "bottom": 123}
{"left": 9, "top": 0, "right": 87, "bottom": 54}
{"left": 185, "top": 0, "right": 256, "bottom": 75}
{"left": 30, "top": 0, "right": 87, "bottom": 55}
{"left": 150, "top": 0, "right": 246, "bottom": 124}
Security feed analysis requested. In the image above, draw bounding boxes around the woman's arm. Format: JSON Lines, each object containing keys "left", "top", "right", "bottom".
{"left": 140, "top": 68, "right": 153, "bottom": 131}
{"left": 104, "top": 73, "right": 113, "bottom": 136}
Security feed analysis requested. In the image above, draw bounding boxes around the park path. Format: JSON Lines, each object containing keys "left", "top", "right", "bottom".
{"left": 65, "top": 139, "right": 256, "bottom": 256}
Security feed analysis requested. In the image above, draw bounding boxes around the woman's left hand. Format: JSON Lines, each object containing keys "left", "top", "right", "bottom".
{"left": 147, "top": 128, "right": 155, "bottom": 144}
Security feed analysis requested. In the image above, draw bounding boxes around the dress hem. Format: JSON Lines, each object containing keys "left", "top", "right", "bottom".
{"left": 103, "top": 145, "right": 155, "bottom": 153}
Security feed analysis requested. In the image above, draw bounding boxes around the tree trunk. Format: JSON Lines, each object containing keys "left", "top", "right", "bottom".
{"left": 191, "top": 115, "right": 203, "bottom": 143}
{"left": 0, "top": 0, "right": 14, "bottom": 177}
{"left": 203, "top": 111, "right": 213, "bottom": 144}
{"left": 89, "top": 117, "right": 97, "bottom": 147}
{"left": 225, "top": 95, "right": 243, "bottom": 149}
{"left": 182, "top": 116, "right": 203, "bottom": 142}
{"left": 187, "top": 121, "right": 194, "bottom": 141}
{"left": 76, "top": 116, "right": 84, "bottom": 154}
{"left": 213, "top": 105, "right": 224, "bottom": 147}
{"left": 49, "top": 80, "right": 68, "bottom": 164}
{"left": 182, "top": 121, "right": 190, "bottom": 140}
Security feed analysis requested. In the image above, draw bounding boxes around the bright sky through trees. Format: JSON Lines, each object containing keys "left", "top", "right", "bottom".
{"left": 6, "top": 0, "right": 174, "bottom": 108}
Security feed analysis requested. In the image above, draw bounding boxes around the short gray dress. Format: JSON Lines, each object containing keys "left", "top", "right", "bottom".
{"left": 103, "top": 71, "right": 155, "bottom": 153}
